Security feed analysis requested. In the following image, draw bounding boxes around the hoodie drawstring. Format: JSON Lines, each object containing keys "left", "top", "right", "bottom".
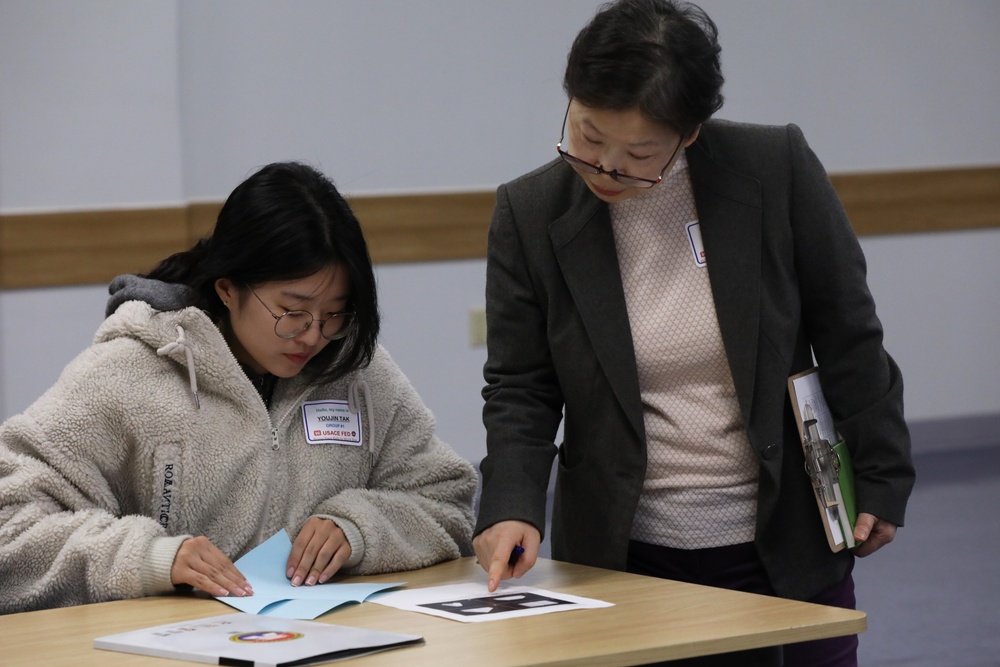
{"left": 157, "top": 325, "right": 201, "bottom": 409}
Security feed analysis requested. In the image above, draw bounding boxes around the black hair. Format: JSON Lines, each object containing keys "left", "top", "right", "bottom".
{"left": 146, "top": 161, "right": 379, "bottom": 384}
{"left": 564, "top": 0, "right": 724, "bottom": 137}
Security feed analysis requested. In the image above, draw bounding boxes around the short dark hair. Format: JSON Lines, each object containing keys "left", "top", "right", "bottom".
{"left": 147, "top": 161, "right": 379, "bottom": 383}
{"left": 564, "top": 0, "right": 724, "bottom": 137}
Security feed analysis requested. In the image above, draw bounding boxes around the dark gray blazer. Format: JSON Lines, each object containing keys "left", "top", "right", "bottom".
{"left": 475, "top": 119, "right": 915, "bottom": 601}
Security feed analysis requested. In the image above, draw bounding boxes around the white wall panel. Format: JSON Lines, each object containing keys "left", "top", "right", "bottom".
{"left": 0, "top": 0, "right": 183, "bottom": 211}
{"left": 698, "top": 0, "right": 1000, "bottom": 172}
{"left": 175, "top": 1, "right": 597, "bottom": 198}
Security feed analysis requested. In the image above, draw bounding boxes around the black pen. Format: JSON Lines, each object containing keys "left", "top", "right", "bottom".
{"left": 508, "top": 545, "right": 525, "bottom": 566}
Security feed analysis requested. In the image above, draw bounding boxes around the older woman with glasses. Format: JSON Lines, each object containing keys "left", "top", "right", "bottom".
{"left": 472, "top": 1, "right": 914, "bottom": 665}
{"left": 0, "top": 161, "right": 477, "bottom": 613}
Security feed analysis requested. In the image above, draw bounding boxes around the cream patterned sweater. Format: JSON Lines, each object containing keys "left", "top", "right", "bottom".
{"left": 611, "top": 154, "right": 758, "bottom": 549}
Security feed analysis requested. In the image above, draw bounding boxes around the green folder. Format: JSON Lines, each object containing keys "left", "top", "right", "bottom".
{"left": 832, "top": 440, "right": 857, "bottom": 530}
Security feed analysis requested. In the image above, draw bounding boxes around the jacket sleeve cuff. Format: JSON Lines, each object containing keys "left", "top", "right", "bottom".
{"left": 141, "top": 535, "right": 191, "bottom": 595}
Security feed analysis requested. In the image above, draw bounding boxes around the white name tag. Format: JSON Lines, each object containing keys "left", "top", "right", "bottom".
{"left": 686, "top": 220, "right": 706, "bottom": 267}
{"left": 302, "top": 400, "right": 362, "bottom": 446}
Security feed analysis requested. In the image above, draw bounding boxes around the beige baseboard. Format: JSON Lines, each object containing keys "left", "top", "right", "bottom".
{"left": 1, "top": 166, "right": 997, "bottom": 289}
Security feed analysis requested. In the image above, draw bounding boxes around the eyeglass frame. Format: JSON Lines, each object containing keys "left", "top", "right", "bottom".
{"left": 557, "top": 101, "right": 686, "bottom": 188}
{"left": 245, "top": 284, "right": 354, "bottom": 341}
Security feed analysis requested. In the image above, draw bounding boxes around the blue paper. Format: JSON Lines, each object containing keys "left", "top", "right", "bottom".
{"left": 214, "top": 529, "right": 404, "bottom": 619}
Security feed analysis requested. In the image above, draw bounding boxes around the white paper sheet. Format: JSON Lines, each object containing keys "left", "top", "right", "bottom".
{"left": 370, "top": 582, "right": 613, "bottom": 623}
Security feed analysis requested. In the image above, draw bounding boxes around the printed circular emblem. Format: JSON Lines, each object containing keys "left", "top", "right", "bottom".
{"left": 230, "top": 631, "right": 304, "bottom": 643}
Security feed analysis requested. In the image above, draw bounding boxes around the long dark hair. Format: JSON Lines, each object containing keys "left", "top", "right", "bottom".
{"left": 564, "top": 0, "right": 725, "bottom": 138}
{"left": 146, "top": 161, "right": 379, "bottom": 383}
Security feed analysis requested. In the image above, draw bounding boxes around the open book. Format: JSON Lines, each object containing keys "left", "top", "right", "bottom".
{"left": 788, "top": 368, "right": 858, "bottom": 552}
{"left": 94, "top": 613, "right": 423, "bottom": 666}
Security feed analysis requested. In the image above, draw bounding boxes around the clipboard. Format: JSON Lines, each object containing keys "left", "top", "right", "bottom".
{"left": 788, "top": 368, "right": 858, "bottom": 552}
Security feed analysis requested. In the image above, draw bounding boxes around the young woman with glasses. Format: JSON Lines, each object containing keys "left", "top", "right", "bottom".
{"left": 472, "top": 2, "right": 914, "bottom": 665}
{"left": 0, "top": 161, "right": 477, "bottom": 613}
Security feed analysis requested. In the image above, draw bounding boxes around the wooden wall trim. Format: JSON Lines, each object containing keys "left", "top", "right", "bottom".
{"left": 0, "top": 192, "right": 497, "bottom": 290}
{"left": 0, "top": 208, "right": 190, "bottom": 290}
{"left": 828, "top": 166, "right": 1000, "bottom": 236}
{"left": 1, "top": 166, "right": 998, "bottom": 289}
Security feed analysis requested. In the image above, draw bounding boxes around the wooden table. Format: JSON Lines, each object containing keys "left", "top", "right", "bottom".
{"left": 1, "top": 557, "right": 865, "bottom": 666}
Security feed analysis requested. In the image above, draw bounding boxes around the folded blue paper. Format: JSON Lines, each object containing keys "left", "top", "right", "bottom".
{"left": 214, "top": 529, "right": 404, "bottom": 619}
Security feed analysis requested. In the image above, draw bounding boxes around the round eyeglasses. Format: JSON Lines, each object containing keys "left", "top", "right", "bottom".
{"left": 247, "top": 286, "right": 354, "bottom": 341}
{"left": 556, "top": 102, "right": 685, "bottom": 189}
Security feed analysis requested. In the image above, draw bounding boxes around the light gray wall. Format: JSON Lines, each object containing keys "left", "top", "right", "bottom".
{"left": 0, "top": 1, "right": 184, "bottom": 209}
{"left": 2, "top": 1, "right": 999, "bottom": 463}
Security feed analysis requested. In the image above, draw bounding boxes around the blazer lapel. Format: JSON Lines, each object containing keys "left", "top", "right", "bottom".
{"left": 687, "top": 139, "right": 763, "bottom": 422}
{"left": 549, "top": 191, "right": 645, "bottom": 440}
{"left": 544, "top": 138, "right": 763, "bottom": 440}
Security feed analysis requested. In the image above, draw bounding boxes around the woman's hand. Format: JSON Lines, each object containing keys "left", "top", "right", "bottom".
{"left": 852, "top": 512, "right": 898, "bottom": 557}
{"left": 286, "top": 516, "right": 352, "bottom": 586}
{"left": 473, "top": 520, "right": 541, "bottom": 592}
{"left": 171, "top": 535, "right": 252, "bottom": 597}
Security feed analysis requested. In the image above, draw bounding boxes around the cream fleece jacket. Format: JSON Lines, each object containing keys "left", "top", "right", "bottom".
{"left": 0, "top": 301, "right": 477, "bottom": 613}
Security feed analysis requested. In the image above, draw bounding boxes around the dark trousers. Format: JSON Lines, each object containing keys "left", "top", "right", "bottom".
{"left": 627, "top": 540, "right": 858, "bottom": 667}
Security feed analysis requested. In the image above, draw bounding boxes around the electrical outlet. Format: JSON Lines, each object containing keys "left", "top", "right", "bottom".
{"left": 469, "top": 306, "right": 487, "bottom": 346}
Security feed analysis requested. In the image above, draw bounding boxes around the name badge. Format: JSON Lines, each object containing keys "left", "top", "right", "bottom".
{"left": 302, "top": 400, "right": 362, "bottom": 446}
{"left": 686, "top": 220, "right": 706, "bottom": 267}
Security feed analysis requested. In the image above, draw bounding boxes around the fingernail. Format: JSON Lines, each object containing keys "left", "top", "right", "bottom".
{"left": 287, "top": 567, "right": 295, "bottom": 578}
{"left": 318, "top": 574, "right": 329, "bottom": 584}
{"left": 292, "top": 575, "right": 302, "bottom": 586}
{"left": 305, "top": 575, "right": 316, "bottom": 586}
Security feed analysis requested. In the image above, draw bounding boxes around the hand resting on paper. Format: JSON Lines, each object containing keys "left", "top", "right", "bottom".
{"left": 171, "top": 535, "right": 253, "bottom": 597}
{"left": 286, "top": 516, "right": 352, "bottom": 586}
{"left": 473, "top": 520, "right": 541, "bottom": 592}
{"left": 852, "top": 512, "right": 897, "bottom": 557}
